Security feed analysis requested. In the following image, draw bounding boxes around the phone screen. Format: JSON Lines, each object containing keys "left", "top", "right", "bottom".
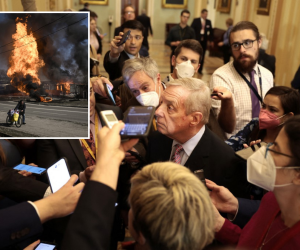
{"left": 105, "top": 83, "right": 116, "bottom": 105}
{"left": 121, "top": 106, "right": 155, "bottom": 137}
{"left": 34, "top": 243, "right": 56, "bottom": 250}
{"left": 47, "top": 158, "right": 70, "bottom": 193}
{"left": 13, "top": 164, "right": 46, "bottom": 175}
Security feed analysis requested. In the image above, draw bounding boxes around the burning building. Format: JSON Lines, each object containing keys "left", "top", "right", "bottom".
{"left": 1, "top": 13, "right": 88, "bottom": 101}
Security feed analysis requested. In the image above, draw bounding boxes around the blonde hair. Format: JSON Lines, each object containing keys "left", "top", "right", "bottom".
{"left": 129, "top": 162, "right": 214, "bottom": 250}
{"left": 166, "top": 78, "right": 211, "bottom": 124}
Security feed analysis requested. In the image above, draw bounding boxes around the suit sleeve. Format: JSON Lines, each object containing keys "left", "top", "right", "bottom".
{"left": 291, "top": 66, "right": 300, "bottom": 90}
{"left": 62, "top": 181, "right": 118, "bottom": 250}
{"left": 0, "top": 202, "right": 43, "bottom": 249}
{"left": 0, "top": 166, "right": 48, "bottom": 202}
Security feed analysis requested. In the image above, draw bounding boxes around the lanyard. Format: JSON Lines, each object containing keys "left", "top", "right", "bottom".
{"left": 81, "top": 113, "right": 99, "bottom": 161}
{"left": 235, "top": 65, "right": 263, "bottom": 103}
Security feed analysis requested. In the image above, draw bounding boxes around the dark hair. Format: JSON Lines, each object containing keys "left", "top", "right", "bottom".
{"left": 226, "top": 18, "right": 234, "bottom": 26}
{"left": 90, "top": 11, "right": 98, "bottom": 19}
{"left": 230, "top": 21, "right": 260, "bottom": 44}
{"left": 284, "top": 115, "right": 300, "bottom": 166}
{"left": 181, "top": 9, "right": 190, "bottom": 16}
{"left": 121, "top": 20, "right": 144, "bottom": 33}
{"left": 265, "top": 86, "right": 300, "bottom": 115}
{"left": 84, "top": 3, "right": 89, "bottom": 7}
{"left": 174, "top": 39, "right": 203, "bottom": 62}
{"left": 201, "top": 9, "right": 208, "bottom": 14}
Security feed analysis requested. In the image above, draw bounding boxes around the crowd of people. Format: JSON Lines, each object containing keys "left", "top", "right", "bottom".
{"left": 1, "top": 3, "right": 300, "bottom": 250}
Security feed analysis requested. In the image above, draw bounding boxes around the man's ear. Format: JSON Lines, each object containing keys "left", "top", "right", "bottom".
{"left": 171, "top": 55, "right": 176, "bottom": 67}
{"left": 156, "top": 73, "right": 161, "bottom": 83}
{"left": 195, "top": 63, "right": 200, "bottom": 72}
{"left": 258, "top": 38, "right": 262, "bottom": 49}
{"left": 190, "top": 111, "right": 203, "bottom": 126}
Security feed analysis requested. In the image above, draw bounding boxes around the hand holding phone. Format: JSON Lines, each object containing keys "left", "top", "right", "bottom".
{"left": 14, "top": 164, "right": 46, "bottom": 175}
{"left": 100, "top": 110, "right": 119, "bottom": 129}
{"left": 116, "top": 30, "right": 131, "bottom": 46}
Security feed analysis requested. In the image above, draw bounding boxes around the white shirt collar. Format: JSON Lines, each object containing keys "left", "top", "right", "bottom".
{"left": 172, "top": 126, "right": 205, "bottom": 157}
{"left": 125, "top": 51, "right": 140, "bottom": 59}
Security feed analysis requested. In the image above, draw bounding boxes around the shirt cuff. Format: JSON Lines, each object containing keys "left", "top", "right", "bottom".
{"left": 43, "top": 186, "right": 52, "bottom": 197}
{"left": 79, "top": 171, "right": 87, "bottom": 183}
{"left": 109, "top": 52, "right": 119, "bottom": 63}
{"left": 227, "top": 202, "right": 239, "bottom": 222}
{"left": 28, "top": 201, "right": 40, "bottom": 218}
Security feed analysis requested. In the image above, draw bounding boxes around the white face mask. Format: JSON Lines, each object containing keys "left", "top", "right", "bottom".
{"left": 136, "top": 81, "right": 160, "bottom": 107}
{"left": 175, "top": 60, "right": 195, "bottom": 78}
{"left": 247, "top": 145, "right": 299, "bottom": 191}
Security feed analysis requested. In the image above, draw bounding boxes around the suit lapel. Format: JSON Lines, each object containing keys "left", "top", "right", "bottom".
{"left": 68, "top": 140, "right": 88, "bottom": 170}
{"left": 184, "top": 126, "right": 211, "bottom": 172}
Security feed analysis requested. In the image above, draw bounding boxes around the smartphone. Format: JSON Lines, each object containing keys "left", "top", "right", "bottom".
{"left": 120, "top": 106, "right": 156, "bottom": 138}
{"left": 34, "top": 242, "right": 56, "bottom": 250}
{"left": 116, "top": 30, "right": 131, "bottom": 46}
{"left": 47, "top": 158, "right": 71, "bottom": 193}
{"left": 104, "top": 83, "right": 116, "bottom": 105}
{"left": 100, "top": 110, "right": 119, "bottom": 129}
{"left": 194, "top": 169, "right": 208, "bottom": 190}
{"left": 13, "top": 164, "right": 46, "bottom": 175}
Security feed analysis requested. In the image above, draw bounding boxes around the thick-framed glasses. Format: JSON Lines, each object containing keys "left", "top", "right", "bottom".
{"left": 231, "top": 39, "right": 257, "bottom": 51}
{"left": 128, "top": 35, "right": 142, "bottom": 41}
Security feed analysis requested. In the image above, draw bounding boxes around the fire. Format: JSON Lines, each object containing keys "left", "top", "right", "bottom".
{"left": 7, "top": 16, "right": 45, "bottom": 92}
{"left": 58, "top": 81, "right": 72, "bottom": 94}
{"left": 40, "top": 96, "right": 52, "bottom": 102}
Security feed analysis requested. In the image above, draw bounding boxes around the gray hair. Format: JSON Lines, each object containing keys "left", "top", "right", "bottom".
{"left": 122, "top": 57, "right": 159, "bottom": 85}
{"left": 166, "top": 78, "right": 211, "bottom": 124}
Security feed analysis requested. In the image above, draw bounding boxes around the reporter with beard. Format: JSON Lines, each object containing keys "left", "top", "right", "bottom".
{"left": 210, "top": 21, "right": 273, "bottom": 137}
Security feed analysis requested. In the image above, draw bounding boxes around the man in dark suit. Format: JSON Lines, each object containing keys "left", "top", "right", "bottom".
{"left": 104, "top": 20, "right": 144, "bottom": 81}
{"left": 136, "top": 9, "right": 152, "bottom": 51}
{"left": 79, "top": 2, "right": 89, "bottom": 11}
{"left": 114, "top": 5, "right": 149, "bottom": 57}
{"left": 147, "top": 78, "right": 249, "bottom": 198}
{"left": 191, "top": 9, "right": 214, "bottom": 74}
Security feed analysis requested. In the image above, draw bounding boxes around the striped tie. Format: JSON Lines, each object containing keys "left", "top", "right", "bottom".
{"left": 172, "top": 144, "right": 184, "bottom": 164}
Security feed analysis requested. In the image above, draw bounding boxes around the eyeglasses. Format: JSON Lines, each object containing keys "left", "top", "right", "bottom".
{"left": 231, "top": 39, "right": 257, "bottom": 51}
{"left": 266, "top": 143, "right": 293, "bottom": 159}
{"left": 125, "top": 11, "right": 134, "bottom": 14}
{"left": 128, "top": 35, "right": 142, "bottom": 41}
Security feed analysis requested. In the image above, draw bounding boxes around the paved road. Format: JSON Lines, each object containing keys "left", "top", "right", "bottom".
{"left": 0, "top": 101, "right": 88, "bottom": 124}
{"left": 0, "top": 101, "right": 89, "bottom": 137}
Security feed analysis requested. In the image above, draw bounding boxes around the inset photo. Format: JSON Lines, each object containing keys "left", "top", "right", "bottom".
{"left": 0, "top": 12, "right": 89, "bottom": 138}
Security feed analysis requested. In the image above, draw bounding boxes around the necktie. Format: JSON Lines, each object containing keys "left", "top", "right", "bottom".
{"left": 172, "top": 144, "right": 184, "bottom": 164}
{"left": 81, "top": 129, "right": 96, "bottom": 167}
{"left": 249, "top": 70, "right": 261, "bottom": 118}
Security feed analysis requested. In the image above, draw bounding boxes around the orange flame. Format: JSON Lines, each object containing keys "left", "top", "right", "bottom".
{"left": 59, "top": 81, "right": 72, "bottom": 94}
{"left": 7, "top": 16, "right": 45, "bottom": 92}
